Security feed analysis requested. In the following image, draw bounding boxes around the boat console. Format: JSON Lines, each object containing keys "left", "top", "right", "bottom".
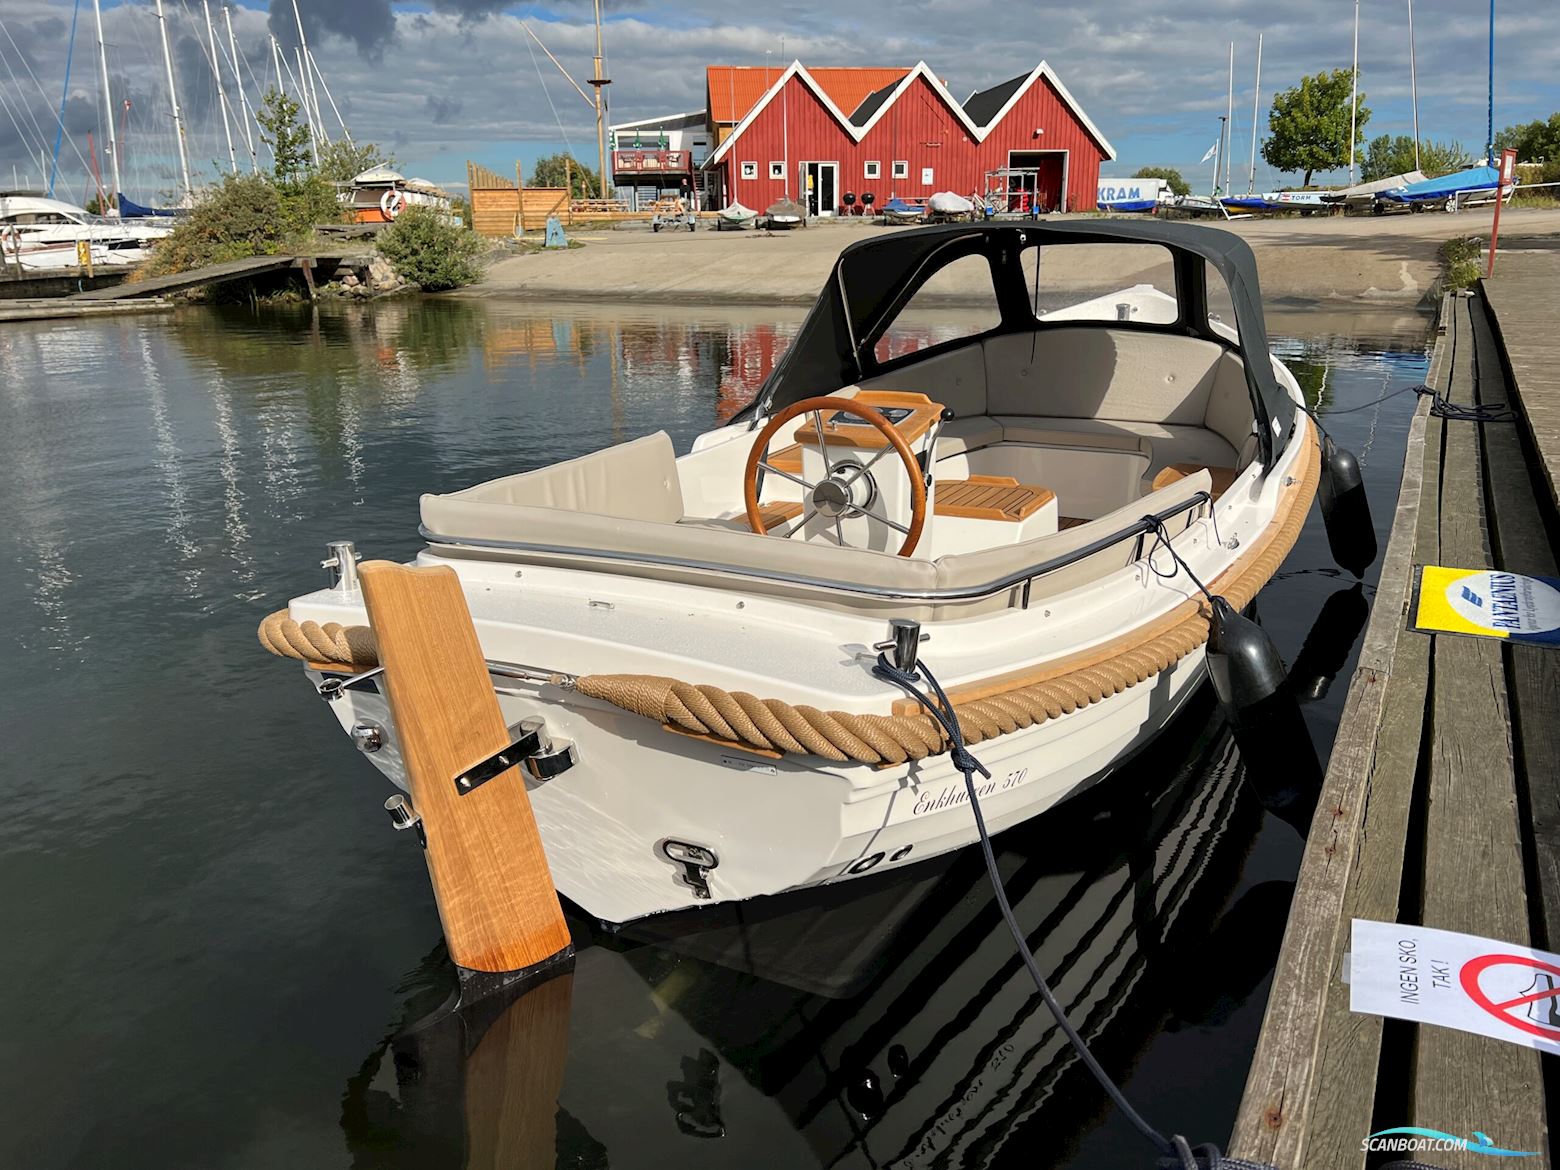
{"left": 747, "top": 389, "right": 1062, "bottom": 557}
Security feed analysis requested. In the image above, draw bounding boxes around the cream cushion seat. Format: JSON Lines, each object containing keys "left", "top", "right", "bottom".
{"left": 420, "top": 430, "right": 1214, "bottom": 614}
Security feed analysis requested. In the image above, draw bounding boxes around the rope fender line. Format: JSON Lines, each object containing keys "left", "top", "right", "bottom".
{"left": 258, "top": 434, "right": 1319, "bottom": 765}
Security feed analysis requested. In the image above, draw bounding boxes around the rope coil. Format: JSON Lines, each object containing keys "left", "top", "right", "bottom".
{"left": 258, "top": 436, "right": 1318, "bottom": 765}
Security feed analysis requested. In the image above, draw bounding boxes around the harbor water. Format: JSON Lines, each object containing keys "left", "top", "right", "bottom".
{"left": 0, "top": 299, "right": 1431, "bottom": 1169}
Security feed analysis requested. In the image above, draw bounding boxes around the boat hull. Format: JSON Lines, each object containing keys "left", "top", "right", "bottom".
{"left": 316, "top": 646, "right": 1207, "bottom": 925}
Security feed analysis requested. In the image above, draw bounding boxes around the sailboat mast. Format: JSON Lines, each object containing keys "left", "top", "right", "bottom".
{"left": 48, "top": 0, "right": 81, "bottom": 198}
{"left": 270, "top": 34, "right": 285, "bottom": 97}
{"left": 92, "top": 0, "right": 122, "bottom": 208}
{"left": 290, "top": 0, "right": 327, "bottom": 148}
{"left": 154, "top": 0, "right": 193, "bottom": 204}
{"left": 223, "top": 5, "right": 259, "bottom": 172}
{"left": 295, "top": 47, "right": 319, "bottom": 164}
{"left": 1348, "top": 0, "right": 1360, "bottom": 183}
{"left": 1485, "top": 0, "right": 1494, "bottom": 160}
{"left": 1248, "top": 33, "right": 1262, "bottom": 195}
{"left": 307, "top": 48, "right": 351, "bottom": 143}
{"left": 203, "top": 1, "right": 238, "bottom": 174}
{"left": 1406, "top": 0, "right": 1420, "bottom": 171}
{"left": 590, "top": 0, "right": 609, "bottom": 199}
{"left": 1223, "top": 42, "right": 1234, "bottom": 196}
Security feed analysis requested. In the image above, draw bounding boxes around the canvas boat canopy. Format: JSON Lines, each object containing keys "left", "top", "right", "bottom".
{"left": 747, "top": 218, "right": 1297, "bottom": 462}
{"left": 1382, "top": 165, "right": 1505, "bottom": 203}
{"left": 1323, "top": 171, "right": 1428, "bottom": 202}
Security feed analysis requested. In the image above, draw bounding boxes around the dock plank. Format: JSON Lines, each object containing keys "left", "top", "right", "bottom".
{"left": 1483, "top": 253, "right": 1560, "bottom": 516}
{"left": 0, "top": 297, "right": 173, "bottom": 322}
{"left": 1478, "top": 268, "right": 1560, "bottom": 956}
{"left": 64, "top": 253, "right": 363, "bottom": 301}
{"left": 1411, "top": 297, "right": 1546, "bottom": 1168}
{"left": 1228, "top": 338, "right": 1442, "bottom": 1166}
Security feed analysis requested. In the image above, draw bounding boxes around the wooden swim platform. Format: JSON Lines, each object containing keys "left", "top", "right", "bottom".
{"left": 1229, "top": 254, "right": 1560, "bottom": 1169}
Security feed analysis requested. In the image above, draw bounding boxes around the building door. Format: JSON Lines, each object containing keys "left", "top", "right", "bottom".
{"left": 1008, "top": 151, "right": 1069, "bottom": 214}
{"left": 802, "top": 162, "right": 838, "bottom": 216}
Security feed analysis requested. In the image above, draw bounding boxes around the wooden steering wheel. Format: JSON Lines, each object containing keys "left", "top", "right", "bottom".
{"left": 743, "top": 395, "right": 927, "bottom": 556}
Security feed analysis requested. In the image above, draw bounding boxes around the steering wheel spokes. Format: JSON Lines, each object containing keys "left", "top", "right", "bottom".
{"left": 744, "top": 395, "right": 927, "bottom": 556}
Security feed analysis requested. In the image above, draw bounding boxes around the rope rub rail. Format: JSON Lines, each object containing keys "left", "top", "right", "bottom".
{"left": 259, "top": 437, "right": 1320, "bottom": 766}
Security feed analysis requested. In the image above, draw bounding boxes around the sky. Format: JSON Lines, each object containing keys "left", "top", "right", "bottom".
{"left": 1, "top": 0, "right": 1556, "bottom": 203}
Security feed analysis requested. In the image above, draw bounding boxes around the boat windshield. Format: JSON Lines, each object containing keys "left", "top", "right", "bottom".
{"left": 1019, "top": 241, "right": 1179, "bottom": 324}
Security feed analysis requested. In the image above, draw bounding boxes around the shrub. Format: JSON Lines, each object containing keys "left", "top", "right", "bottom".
{"left": 277, "top": 174, "right": 347, "bottom": 237}
{"left": 140, "top": 172, "right": 348, "bottom": 277}
{"left": 141, "top": 174, "right": 287, "bottom": 275}
{"left": 376, "top": 207, "right": 482, "bottom": 291}
{"left": 1438, "top": 236, "right": 1483, "bottom": 293}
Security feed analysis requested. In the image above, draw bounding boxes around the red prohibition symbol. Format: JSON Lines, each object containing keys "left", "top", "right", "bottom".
{"left": 1460, "top": 953, "right": 1560, "bottom": 1040}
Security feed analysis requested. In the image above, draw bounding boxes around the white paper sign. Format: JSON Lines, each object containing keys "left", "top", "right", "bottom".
{"left": 920, "top": 167, "right": 934, "bottom": 186}
{"left": 1351, "top": 919, "right": 1560, "bottom": 1056}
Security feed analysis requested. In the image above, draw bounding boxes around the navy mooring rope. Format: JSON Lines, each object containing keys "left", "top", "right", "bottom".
{"left": 1300, "top": 380, "right": 1511, "bottom": 436}
{"left": 872, "top": 652, "right": 1273, "bottom": 1170}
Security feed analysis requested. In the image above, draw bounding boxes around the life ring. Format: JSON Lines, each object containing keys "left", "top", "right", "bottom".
{"left": 380, "top": 189, "right": 405, "bottom": 219}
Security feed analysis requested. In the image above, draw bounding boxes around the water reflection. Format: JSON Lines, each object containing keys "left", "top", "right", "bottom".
{"left": 0, "top": 300, "right": 1429, "bottom": 1170}
{"left": 345, "top": 699, "right": 1280, "bottom": 1169}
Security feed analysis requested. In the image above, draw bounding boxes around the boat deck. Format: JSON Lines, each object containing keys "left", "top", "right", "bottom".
{"left": 1229, "top": 254, "right": 1560, "bottom": 1168}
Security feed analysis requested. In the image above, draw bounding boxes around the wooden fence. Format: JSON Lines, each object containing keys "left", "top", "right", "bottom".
{"left": 467, "top": 161, "right": 657, "bottom": 236}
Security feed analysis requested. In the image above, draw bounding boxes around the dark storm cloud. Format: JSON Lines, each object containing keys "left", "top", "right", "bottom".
{"left": 425, "top": 94, "right": 463, "bottom": 124}
{"left": 174, "top": 34, "right": 217, "bottom": 119}
{"left": 267, "top": 0, "right": 394, "bottom": 61}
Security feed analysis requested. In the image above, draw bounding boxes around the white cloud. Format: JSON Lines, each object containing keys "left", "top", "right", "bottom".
{"left": 1, "top": 0, "right": 1555, "bottom": 198}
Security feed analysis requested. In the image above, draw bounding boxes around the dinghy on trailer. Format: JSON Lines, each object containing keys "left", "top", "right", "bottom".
{"left": 259, "top": 219, "right": 1352, "bottom": 929}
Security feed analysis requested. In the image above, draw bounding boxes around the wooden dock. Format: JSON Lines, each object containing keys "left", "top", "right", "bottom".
{"left": 0, "top": 296, "right": 174, "bottom": 323}
{"left": 1229, "top": 254, "right": 1560, "bottom": 1169}
{"left": 65, "top": 254, "right": 314, "bottom": 301}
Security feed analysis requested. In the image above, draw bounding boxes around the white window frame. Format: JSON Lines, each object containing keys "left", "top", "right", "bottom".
{"left": 769, "top": 161, "right": 786, "bottom": 180}
{"left": 740, "top": 161, "right": 757, "bottom": 180}
{"left": 892, "top": 160, "right": 909, "bottom": 180}
{"left": 864, "top": 160, "right": 881, "bottom": 179}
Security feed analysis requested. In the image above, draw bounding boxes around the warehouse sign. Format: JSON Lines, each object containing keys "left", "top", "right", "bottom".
{"left": 1409, "top": 565, "right": 1560, "bottom": 646}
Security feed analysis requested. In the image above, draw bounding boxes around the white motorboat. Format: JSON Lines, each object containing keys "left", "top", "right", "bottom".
{"left": 260, "top": 220, "right": 1336, "bottom": 930}
{"left": 0, "top": 193, "right": 171, "bottom": 270}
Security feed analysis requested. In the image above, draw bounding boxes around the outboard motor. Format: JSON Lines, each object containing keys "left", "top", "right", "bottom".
{"left": 1318, "top": 436, "right": 1377, "bottom": 578}
{"left": 1206, "top": 597, "right": 1323, "bottom": 834}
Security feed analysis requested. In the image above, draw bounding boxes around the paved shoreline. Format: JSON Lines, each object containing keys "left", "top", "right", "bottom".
{"left": 457, "top": 207, "right": 1560, "bottom": 309}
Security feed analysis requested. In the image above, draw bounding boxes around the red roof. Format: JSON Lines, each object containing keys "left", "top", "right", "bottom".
{"left": 706, "top": 65, "right": 908, "bottom": 124}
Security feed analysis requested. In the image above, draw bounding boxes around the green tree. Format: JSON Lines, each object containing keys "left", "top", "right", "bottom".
{"left": 316, "top": 139, "right": 396, "bottom": 184}
{"left": 376, "top": 206, "right": 482, "bottom": 291}
{"left": 1362, "top": 135, "right": 1473, "bottom": 181}
{"left": 529, "top": 153, "right": 602, "bottom": 199}
{"left": 1495, "top": 113, "right": 1560, "bottom": 163}
{"left": 1133, "top": 166, "right": 1190, "bottom": 196}
{"left": 1262, "top": 69, "right": 1370, "bottom": 186}
{"left": 256, "top": 88, "right": 312, "bottom": 185}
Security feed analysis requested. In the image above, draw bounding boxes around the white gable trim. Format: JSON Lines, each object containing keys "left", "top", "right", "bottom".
{"left": 976, "top": 62, "right": 1116, "bottom": 160}
{"left": 609, "top": 109, "right": 706, "bottom": 133}
{"left": 706, "top": 62, "right": 860, "bottom": 167}
{"left": 704, "top": 58, "right": 1115, "bottom": 168}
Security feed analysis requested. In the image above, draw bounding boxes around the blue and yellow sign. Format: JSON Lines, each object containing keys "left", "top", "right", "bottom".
{"left": 1411, "top": 565, "right": 1560, "bottom": 646}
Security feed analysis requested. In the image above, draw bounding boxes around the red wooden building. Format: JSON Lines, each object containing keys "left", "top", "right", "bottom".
{"left": 700, "top": 60, "right": 1115, "bottom": 215}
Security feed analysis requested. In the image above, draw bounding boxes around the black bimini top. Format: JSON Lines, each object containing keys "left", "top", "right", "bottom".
{"left": 747, "top": 219, "right": 1296, "bottom": 463}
